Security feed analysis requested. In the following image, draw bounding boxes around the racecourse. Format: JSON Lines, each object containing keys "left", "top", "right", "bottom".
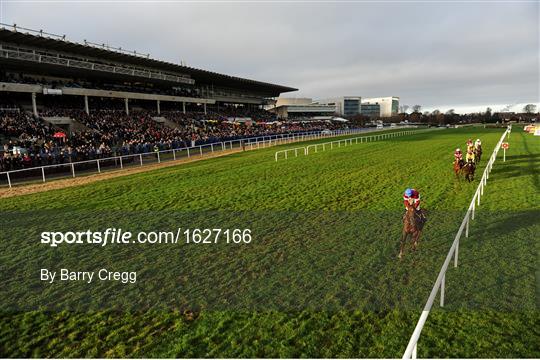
{"left": 0, "top": 127, "right": 538, "bottom": 357}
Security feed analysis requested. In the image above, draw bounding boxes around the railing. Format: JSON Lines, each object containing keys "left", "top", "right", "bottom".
{"left": 402, "top": 126, "right": 511, "bottom": 359}
{"left": 0, "top": 22, "right": 150, "bottom": 58}
{"left": 274, "top": 127, "right": 434, "bottom": 161}
{"left": 0, "top": 47, "right": 194, "bottom": 85}
{"left": 0, "top": 128, "right": 374, "bottom": 188}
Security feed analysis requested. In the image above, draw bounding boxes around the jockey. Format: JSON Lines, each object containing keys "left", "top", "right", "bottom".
{"left": 474, "top": 138, "right": 482, "bottom": 150}
{"left": 466, "top": 149, "right": 475, "bottom": 164}
{"left": 454, "top": 148, "right": 463, "bottom": 163}
{"left": 403, "top": 188, "right": 421, "bottom": 211}
{"left": 466, "top": 138, "right": 475, "bottom": 153}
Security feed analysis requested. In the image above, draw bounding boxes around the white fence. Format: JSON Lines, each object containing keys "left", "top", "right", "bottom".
{"left": 402, "top": 126, "right": 511, "bottom": 359}
{"left": 274, "top": 127, "right": 436, "bottom": 161}
{"left": 0, "top": 128, "right": 375, "bottom": 188}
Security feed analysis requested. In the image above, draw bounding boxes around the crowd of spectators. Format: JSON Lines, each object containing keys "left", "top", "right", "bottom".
{"left": 1, "top": 106, "right": 349, "bottom": 172}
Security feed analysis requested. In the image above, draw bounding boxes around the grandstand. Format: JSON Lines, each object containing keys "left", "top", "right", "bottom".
{"left": 0, "top": 23, "right": 297, "bottom": 113}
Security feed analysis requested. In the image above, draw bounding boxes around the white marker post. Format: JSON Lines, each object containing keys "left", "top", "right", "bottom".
{"left": 502, "top": 142, "right": 509, "bottom": 162}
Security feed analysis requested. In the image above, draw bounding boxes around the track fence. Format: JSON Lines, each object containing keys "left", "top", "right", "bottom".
{"left": 402, "top": 126, "right": 511, "bottom": 359}
{"left": 0, "top": 127, "right": 385, "bottom": 188}
{"left": 274, "top": 127, "right": 436, "bottom": 161}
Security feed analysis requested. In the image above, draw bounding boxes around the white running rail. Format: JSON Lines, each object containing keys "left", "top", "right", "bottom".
{"left": 275, "top": 127, "right": 437, "bottom": 162}
{"left": 402, "top": 126, "right": 511, "bottom": 359}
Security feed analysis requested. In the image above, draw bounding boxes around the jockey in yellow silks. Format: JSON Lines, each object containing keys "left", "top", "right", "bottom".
{"left": 466, "top": 149, "right": 475, "bottom": 164}
{"left": 466, "top": 138, "right": 475, "bottom": 153}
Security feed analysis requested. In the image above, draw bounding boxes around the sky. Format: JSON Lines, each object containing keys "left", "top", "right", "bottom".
{"left": 0, "top": 0, "right": 538, "bottom": 114}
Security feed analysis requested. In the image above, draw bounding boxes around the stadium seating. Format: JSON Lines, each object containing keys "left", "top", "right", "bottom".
{"left": 0, "top": 101, "right": 350, "bottom": 172}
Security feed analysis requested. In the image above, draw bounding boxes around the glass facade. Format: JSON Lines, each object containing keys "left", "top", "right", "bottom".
{"left": 343, "top": 98, "right": 360, "bottom": 116}
{"left": 392, "top": 99, "right": 399, "bottom": 115}
{"left": 361, "top": 104, "right": 380, "bottom": 118}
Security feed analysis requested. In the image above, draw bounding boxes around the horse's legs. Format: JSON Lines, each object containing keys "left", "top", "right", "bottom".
{"left": 399, "top": 231, "right": 408, "bottom": 259}
{"left": 412, "top": 231, "right": 422, "bottom": 251}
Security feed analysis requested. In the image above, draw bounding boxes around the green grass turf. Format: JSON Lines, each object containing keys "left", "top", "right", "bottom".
{"left": 0, "top": 127, "right": 538, "bottom": 357}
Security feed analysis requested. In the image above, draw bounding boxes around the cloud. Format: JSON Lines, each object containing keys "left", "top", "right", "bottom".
{"left": 2, "top": 1, "right": 538, "bottom": 109}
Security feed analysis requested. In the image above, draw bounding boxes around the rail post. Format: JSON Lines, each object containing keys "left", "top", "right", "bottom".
{"left": 97, "top": 159, "right": 101, "bottom": 173}
{"left": 157, "top": 151, "right": 161, "bottom": 163}
{"left": 440, "top": 274, "right": 445, "bottom": 307}
{"left": 173, "top": 149, "right": 176, "bottom": 160}
{"left": 120, "top": 156, "right": 123, "bottom": 169}
{"left": 187, "top": 148, "right": 190, "bottom": 158}
{"left": 6, "top": 172, "right": 11, "bottom": 188}
{"left": 199, "top": 146, "right": 203, "bottom": 157}
{"left": 71, "top": 163, "right": 75, "bottom": 178}
{"left": 454, "top": 238, "right": 459, "bottom": 267}
{"left": 140, "top": 154, "right": 143, "bottom": 166}
{"left": 41, "top": 167, "right": 46, "bottom": 182}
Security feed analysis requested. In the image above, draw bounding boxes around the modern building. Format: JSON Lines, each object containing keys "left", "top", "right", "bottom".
{"left": 362, "top": 97, "right": 399, "bottom": 118}
{"left": 360, "top": 103, "right": 381, "bottom": 118}
{"left": 269, "top": 98, "right": 335, "bottom": 120}
{"left": 315, "top": 96, "right": 361, "bottom": 117}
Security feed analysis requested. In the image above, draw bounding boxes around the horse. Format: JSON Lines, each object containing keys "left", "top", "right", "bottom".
{"left": 453, "top": 159, "right": 465, "bottom": 179}
{"left": 462, "top": 162, "right": 475, "bottom": 182}
{"left": 398, "top": 200, "right": 426, "bottom": 259}
{"left": 474, "top": 146, "right": 482, "bottom": 164}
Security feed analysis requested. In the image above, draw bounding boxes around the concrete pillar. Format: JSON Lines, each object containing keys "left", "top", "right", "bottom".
{"left": 157, "top": 100, "right": 161, "bottom": 115}
{"left": 204, "top": 103, "right": 207, "bottom": 115}
{"left": 182, "top": 102, "right": 186, "bottom": 114}
{"left": 125, "top": 98, "right": 129, "bottom": 115}
{"left": 84, "top": 95, "right": 89, "bottom": 115}
{"left": 31, "top": 93, "right": 37, "bottom": 117}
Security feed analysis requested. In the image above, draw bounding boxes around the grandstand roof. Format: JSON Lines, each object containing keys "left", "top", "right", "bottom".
{"left": 0, "top": 27, "right": 297, "bottom": 96}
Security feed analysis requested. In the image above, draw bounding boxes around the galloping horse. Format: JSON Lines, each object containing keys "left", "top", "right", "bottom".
{"left": 453, "top": 159, "right": 465, "bottom": 179}
{"left": 398, "top": 200, "right": 425, "bottom": 259}
{"left": 462, "top": 162, "right": 475, "bottom": 182}
{"left": 474, "top": 146, "right": 482, "bottom": 164}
